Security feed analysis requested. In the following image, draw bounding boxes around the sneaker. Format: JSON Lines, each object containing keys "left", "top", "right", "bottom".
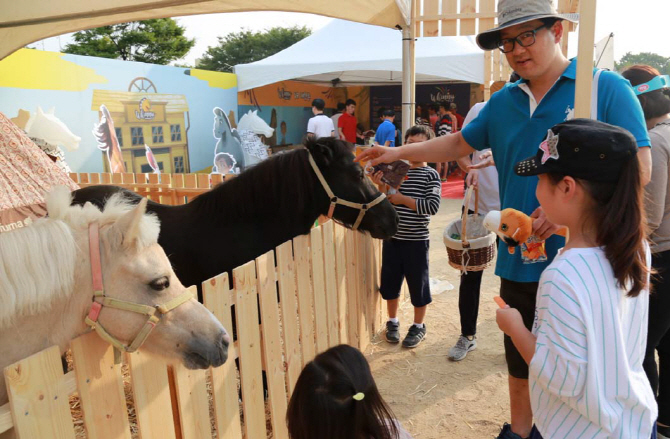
{"left": 447, "top": 335, "right": 477, "bottom": 361}
{"left": 385, "top": 320, "right": 400, "bottom": 343}
{"left": 402, "top": 324, "right": 427, "bottom": 348}
{"left": 496, "top": 423, "right": 525, "bottom": 439}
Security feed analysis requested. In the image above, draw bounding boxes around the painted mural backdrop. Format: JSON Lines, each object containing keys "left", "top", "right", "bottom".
{"left": 238, "top": 81, "right": 370, "bottom": 147}
{"left": 0, "top": 49, "right": 238, "bottom": 173}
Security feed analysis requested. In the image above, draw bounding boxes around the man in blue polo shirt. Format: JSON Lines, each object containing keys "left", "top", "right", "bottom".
{"left": 357, "top": 1, "right": 652, "bottom": 438}
{"left": 375, "top": 109, "right": 397, "bottom": 146}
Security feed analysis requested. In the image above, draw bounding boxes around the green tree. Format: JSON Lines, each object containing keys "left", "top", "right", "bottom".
{"left": 196, "top": 26, "right": 311, "bottom": 72}
{"left": 615, "top": 52, "right": 670, "bottom": 75}
{"left": 63, "top": 19, "right": 195, "bottom": 65}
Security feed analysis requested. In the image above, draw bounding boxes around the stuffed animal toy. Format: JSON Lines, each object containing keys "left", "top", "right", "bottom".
{"left": 483, "top": 208, "right": 568, "bottom": 263}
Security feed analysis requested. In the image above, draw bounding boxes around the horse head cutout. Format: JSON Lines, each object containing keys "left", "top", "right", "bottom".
{"left": 304, "top": 137, "right": 398, "bottom": 239}
{"left": 25, "top": 106, "right": 81, "bottom": 151}
{"left": 237, "top": 110, "right": 275, "bottom": 138}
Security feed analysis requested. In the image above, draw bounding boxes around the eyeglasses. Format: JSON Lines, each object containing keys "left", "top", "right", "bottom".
{"left": 497, "top": 24, "right": 548, "bottom": 53}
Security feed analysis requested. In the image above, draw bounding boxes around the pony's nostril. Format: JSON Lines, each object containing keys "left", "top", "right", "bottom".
{"left": 221, "top": 330, "right": 230, "bottom": 347}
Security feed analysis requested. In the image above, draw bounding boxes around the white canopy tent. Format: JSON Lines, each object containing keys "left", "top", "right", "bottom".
{"left": 234, "top": 19, "right": 484, "bottom": 91}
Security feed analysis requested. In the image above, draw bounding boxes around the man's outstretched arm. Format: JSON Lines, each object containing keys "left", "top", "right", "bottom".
{"left": 356, "top": 132, "right": 475, "bottom": 165}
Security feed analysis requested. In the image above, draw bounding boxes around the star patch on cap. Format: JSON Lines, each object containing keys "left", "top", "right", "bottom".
{"left": 539, "top": 129, "right": 560, "bottom": 164}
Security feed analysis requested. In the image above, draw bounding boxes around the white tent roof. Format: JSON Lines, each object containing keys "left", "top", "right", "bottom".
{"left": 234, "top": 20, "right": 485, "bottom": 91}
{"left": 0, "top": 0, "right": 410, "bottom": 60}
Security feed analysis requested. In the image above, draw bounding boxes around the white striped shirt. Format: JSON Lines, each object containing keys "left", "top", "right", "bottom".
{"left": 530, "top": 247, "right": 657, "bottom": 439}
{"left": 393, "top": 166, "right": 441, "bottom": 241}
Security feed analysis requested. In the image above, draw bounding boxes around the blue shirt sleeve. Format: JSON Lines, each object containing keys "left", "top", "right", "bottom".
{"left": 598, "top": 71, "right": 651, "bottom": 148}
{"left": 461, "top": 100, "right": 492, "bottom": 151}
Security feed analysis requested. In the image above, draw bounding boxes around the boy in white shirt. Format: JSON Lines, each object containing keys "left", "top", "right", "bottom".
{"left": 307, "top": 98, "right": 334, "bottom": 139}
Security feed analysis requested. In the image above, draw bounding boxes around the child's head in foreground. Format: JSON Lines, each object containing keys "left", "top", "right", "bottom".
{"left": 404, "top": 125, "right": 435, "bottom": 166}
{"left": 515, "top": 118, "right": 649, "bottom": 296}
{"left": 286, "top": 344, "right": 400, "bottom": 439}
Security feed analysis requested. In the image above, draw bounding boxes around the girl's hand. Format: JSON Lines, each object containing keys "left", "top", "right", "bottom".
{"left": 467, "top": 151, "right": 495, "bottom": 170}
{"left": 369, "top": 170, "right": 384, "bottom": 186}
{"left": 531, "top": 207, "right": 561, "bottom": 241}
{"left": 466, "top": 169, "right": 479, "bottom": 187}
{"left": 496, "top": 306, "right": 525, "bottom": 336}
{"left": 355, "top": 145, "right": 400, "bottom": 166}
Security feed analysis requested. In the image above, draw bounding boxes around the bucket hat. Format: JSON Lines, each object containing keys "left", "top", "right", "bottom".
{"left": 476, "top": 0, "right": 579, "bottom": 51}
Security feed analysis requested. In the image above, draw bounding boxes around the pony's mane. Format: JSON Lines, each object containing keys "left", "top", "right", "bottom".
{"left": 0, "top": 186, "right": 160, "bottom": 329}
{"left": 191, "top": 139, "right": 353, "bottom": 225}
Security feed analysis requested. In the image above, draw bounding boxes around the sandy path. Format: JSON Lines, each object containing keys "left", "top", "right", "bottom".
{"left": 369, "top": 198, "right": 509, "bottom": 439}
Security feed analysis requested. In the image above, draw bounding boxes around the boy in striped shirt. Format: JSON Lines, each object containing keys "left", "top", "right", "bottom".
{"left": 370, "top": 125, "right": 442, "bottom": 348}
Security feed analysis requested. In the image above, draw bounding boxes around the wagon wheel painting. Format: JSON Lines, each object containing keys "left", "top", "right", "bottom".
{"left": 128, "top": 77, "right": 157, "bottom": 93}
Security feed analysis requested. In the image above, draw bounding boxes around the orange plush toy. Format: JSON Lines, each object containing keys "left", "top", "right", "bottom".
{"left": 483, "top": 208, "right": 568, "bottom": 263}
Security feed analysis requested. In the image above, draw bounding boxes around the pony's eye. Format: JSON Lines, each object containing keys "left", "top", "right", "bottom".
{"left": 149, "top": 276, "right": 170, "bottom": 291}
{"left": 501, "top": 223, "right": 508, "bottom": 232}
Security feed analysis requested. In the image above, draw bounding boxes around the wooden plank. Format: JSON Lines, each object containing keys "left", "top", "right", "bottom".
{"left": 322, "top": 221, "right": 339, "bottom": 347}
{"left": 101, "top": 173, "right": 112, "bottom": 184}
{"left": 0, "top": 402, "right": 12, "bottom": 434}
{"left": 276, "top": 241, "right": 302, "bottom": 393}
{"left": 69, "top": 172, "right": 78, "bottom": 183}
{"left": 422, "top": 0, "right": 439, "bottom": 36}
{"left": 310, "top": 227, "right": 329, "bottom": 353}
{"left": 70, "top": 332, "right": 131, "bottom": 439}
{"left": 357, "top": 233, "right": 371, "bottom": 350}
{"left": 256, "top": 251, "right": 290, "bottom": 439}
{"left": 574, "top": 0, "right": 597, "bottom": 118}
{"left": 459, "top": 0, "right": 477, "bottom": 35}
{"left": 171, "top": 364, "right": 211, "bottom": 439}
{"left": 202, "top": 273, "right": 243, "bottom": 439}
{"left": 126, "top": 351, "right": 177, "bottom": 439}
{"left": 197, "top": 173, "right": 210, "bottom": 189}
{"left": 333, "top": 224, "right": 348, "bottom": 344}
{"left": 440, "top": 0, "right": 458, "bottom": 36}
{"left": 172, "top": 173, "right": 185, "bottom": 188}
{"left": 184, "top": 174, "right": 197, "bottom": 189}
{"left": 293, "top": 234, "right": 316, "bottom": 365}
{"left": 344, "top": 229, "right": 360, "bottom": 348}
{"left": 233, "top": 262, "right": 267, "bottom": 439}
{"left": 4, "top": 345, "right": 75, "bottom": 439}
{"left": 210, "top": 173, "right": 224, "bottom": 186}
{"left": 89, "top": 173, "right": 101, "bottom": 185}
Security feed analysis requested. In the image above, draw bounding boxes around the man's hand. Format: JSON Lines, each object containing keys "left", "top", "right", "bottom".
{"left": 355, "top": 145, "right": 401, "bottom": 166}
{"left": 466, "top": 169, "right": 479, "bottom": 187}
{"left": 531, "top": 207, "right": 561, "bottom": 241}
{"left": 467, "top": 150, "right": 495, "bottom": 170}
{"left": 496, "top": 306, "right": 525, "bottom": 337}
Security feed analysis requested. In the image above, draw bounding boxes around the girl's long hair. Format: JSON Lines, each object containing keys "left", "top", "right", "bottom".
{"left": 547, "top": 154, "right": 650, "bottom": 297}
{"left": 622, "top": 65, "right": 670, "bottom": 120}
{"left": 286, "top": 344, "right": 400, "bottom": 439}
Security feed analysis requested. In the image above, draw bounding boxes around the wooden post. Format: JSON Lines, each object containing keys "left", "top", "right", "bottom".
{"left": 573, "top": 0, "right": 598, "bottom": 118}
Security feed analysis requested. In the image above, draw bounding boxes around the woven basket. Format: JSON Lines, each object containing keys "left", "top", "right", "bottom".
{"left": 443, "top": 186, "right": 497, "bottom": 272}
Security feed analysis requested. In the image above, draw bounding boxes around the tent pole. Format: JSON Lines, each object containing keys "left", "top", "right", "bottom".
{"left": 573, "top": 0, "right": 597, "bottom": 118}
{"left": 402, "top": 25, "right": 412, "bottom": 137}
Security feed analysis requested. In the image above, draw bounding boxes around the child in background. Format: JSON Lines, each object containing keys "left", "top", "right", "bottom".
{"left": 496, "top": 119, "right": 657, "bottom": 438}
{"left": 286, "top": 344, "right": 412, "bottom": 439}
{"left": 371, "top": 125, "right": 441, "bottom": 348}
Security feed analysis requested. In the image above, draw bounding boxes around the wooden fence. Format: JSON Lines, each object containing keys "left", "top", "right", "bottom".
{"left": 1, "top": 176, "right": 386, "bottom": 438}
{"left": 69, "top": 172, "right": 236, "bottom": 206}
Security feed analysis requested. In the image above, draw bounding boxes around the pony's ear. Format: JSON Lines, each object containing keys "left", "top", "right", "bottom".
{"left": 304, "top": 138, "right": 334, "bottom": 165}
{"left": 117, "top": 198, "right": 148, "bottom": 249}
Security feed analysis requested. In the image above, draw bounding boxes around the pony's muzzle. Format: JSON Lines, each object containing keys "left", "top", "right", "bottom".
{"left": 183, "top": 328, "right": 229, "bottom": 369}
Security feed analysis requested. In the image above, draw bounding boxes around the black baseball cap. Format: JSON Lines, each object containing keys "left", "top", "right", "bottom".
{"left": 515, "top": 119, "right": 638, "bottom": 182}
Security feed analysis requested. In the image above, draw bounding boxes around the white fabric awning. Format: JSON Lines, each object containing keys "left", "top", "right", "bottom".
{"left": 234, "top": 20, "right": 485, "bottom": 91}
{"left": 0, "top": 0, "right": 410, "bottom": 60}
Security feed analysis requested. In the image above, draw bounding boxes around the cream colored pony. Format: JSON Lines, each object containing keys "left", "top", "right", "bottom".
{"left": 0, "top": 187, "right": 229, "bottom": 407}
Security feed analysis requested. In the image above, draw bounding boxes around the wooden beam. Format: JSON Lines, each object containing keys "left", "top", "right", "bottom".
{"left": 573, "top": 0, "right": 597, "bottom": 118}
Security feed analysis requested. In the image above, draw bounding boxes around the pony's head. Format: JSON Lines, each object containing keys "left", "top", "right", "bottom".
{"left": 304, "top": 138, "right": 398, "bottom": 239}
{"left": 51, "top": 189, "right": 229, "bottom": 369}
{"left": 213, "top": 107, "right": 233, "bottom": 140}
{"left": 238, "top": 110, "right": 275, "bottom": 138}
{"left": 25, "top": 106, "right": 81, "bottom": 151}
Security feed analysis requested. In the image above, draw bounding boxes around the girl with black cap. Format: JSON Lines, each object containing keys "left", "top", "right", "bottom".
{"left": 496, "top": 118, "right": 657, "bottom": 439}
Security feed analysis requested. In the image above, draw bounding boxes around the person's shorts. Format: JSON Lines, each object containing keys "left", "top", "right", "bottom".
{"left": 500, "top": 278, "right": 538, "bottom": 379}
{"left": 380, "top": 239, "right": 432, "bottom": 308}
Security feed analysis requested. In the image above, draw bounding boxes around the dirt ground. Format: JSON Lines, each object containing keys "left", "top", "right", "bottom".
{"left": 368, "top": 198, "right": 509, "bottom": 439}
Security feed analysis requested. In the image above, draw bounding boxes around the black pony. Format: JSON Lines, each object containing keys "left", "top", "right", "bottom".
{"left": 72, "top": 138, "right": 398, "bottom": 287}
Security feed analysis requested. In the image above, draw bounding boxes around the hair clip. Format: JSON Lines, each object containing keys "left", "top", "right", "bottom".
{"left": 353, "top": 392, "right": 365, "bottom": 401}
